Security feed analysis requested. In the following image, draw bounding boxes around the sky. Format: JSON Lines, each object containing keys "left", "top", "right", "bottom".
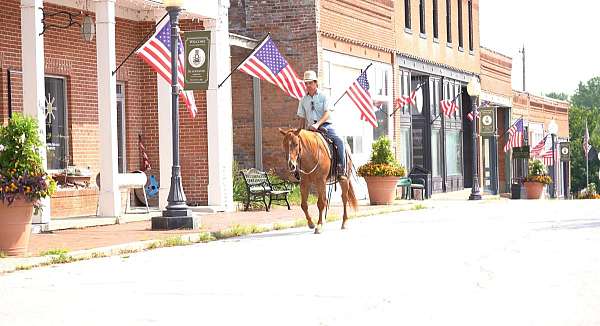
{"left": 479, "top": 0, "right": 599, "bottom": 96}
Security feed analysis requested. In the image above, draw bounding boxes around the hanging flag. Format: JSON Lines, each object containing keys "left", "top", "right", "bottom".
{"left": 584, "top": 121, "right": 592, "bottom": 157}
{"left": 504, "top": 118, "right": 524, "bottom": 153}
{"left": 136, "top": 18, "right": 197, "bottom": 118}
{"left": 467, "top": 106, "right": 479, "bottom": 121}
{"left": 237, "top": 36, "right": 306, "bottom": 100}
{"left": 530, "top": 135, "right": 548, "bottom": 157}
{"left": 138, "top": 134, "right": 151, "bottom": 172}
{"left": 393, "top": 90, "right": 417, "bottom": 111}
{"left": 542, "top": 147, "right": 555, "bottom": 166}
{"left": 346, "top": 70, "right": 378, "bottom": 128}
{"left": 440, "top": 99, "right": 458, "bottom": 117}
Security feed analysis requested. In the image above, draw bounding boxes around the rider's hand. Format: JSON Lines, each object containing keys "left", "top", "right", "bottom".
{"left": 309, "top": 123, "right": 319, "bottom": 131}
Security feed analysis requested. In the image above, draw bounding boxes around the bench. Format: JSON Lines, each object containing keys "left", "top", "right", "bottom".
{"left": 240, "top": 168, "right": 292, "bottom": 212}
{"left": 397, "top": 177, "right": 425, "bottom": 200}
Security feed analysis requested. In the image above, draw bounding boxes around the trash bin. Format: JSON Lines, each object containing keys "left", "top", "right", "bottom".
{"left": 408, "top": 166, "right": 432, "bottom": 199}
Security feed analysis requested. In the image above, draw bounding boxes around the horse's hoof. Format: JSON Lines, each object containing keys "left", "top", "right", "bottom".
{"left": 341, "top": 224, "right": 347, "bottom": 230}
{"left": 308, "top": 222, "right": 315, "bottom": 229}
{"left": 314, "top": 227, "right": 322, "bottom": 234}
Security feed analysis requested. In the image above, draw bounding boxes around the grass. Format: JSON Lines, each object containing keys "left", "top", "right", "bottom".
{"left": 47, "top": 253, "right": 78, "bottom": 265}
{"left": 0, "top": 251, "right": 7, "bottom": 258}
{"left": 40, "top": 248, "right": 69, "bottom": 256}
{"left": 411, "top": 204, "right": 427, "bottom": 210}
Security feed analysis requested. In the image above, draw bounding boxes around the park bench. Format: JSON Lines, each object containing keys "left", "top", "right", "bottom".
{"left": 397, "top": 177, "right": 426, "bottom": 200}
{"left": 240, "top": 168, "right": 292, "bottom": 212}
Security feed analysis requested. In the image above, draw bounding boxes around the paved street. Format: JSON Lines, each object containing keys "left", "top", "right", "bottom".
{"left": 2, "top": 200, "right": 600, "bottom": 325}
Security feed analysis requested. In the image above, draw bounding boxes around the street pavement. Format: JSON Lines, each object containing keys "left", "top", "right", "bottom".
{"left": 2, "top": 199, "right": 600, "bottom": 325}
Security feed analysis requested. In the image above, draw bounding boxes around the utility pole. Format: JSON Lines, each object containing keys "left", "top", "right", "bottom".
{"left": 519, "top": 45, "right": 525, "bottom": 92}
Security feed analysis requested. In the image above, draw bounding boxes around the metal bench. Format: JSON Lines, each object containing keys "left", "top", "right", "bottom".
{"left": 240, "top": 168, "right": 292, "bottom": 212}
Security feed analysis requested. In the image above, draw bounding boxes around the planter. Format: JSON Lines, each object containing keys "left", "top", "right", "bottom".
{"left": 364, "top": 176, "right": 401, "bottom": 205}
{"left": 523, "top": 181, "right": 545, "bottom": 199}
{"left": 0, "top": 198, "right": 34, "bottom": 256}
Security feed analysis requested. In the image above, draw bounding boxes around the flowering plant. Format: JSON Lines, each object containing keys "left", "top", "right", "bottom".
{"left": 358, "top": 136, "right": 406, "bottom": 177}
{"left": 523, "top": 158, "right": 552, "bottom": 185}
{"left": 0, "top": 114, "right": 56, "bottom": 213}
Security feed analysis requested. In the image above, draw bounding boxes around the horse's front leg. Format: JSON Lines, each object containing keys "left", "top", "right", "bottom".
{"left": 300, "top": 181, "right": 315, "bottom": 229}
{"left": 315, "top": 181, "right": 327, "bottom": 234}
{"left": 340, "top": 177, "right": 349, "bottom": 230}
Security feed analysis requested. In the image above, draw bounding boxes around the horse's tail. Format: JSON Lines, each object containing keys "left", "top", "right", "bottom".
{"left": 347, "top": 179, "right": 358, "bottom": 211}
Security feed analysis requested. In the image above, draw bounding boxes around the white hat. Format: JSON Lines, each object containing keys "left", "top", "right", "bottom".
{"left": 303, "top": 70, "right": 318, "bottom": 82}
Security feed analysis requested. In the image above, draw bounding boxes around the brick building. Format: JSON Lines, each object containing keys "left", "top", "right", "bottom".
{"left": 230, "top": 0, "right": 481, "bottom": 198}
{"left": 0, "top": 0, "right": 233, "bottom": 225}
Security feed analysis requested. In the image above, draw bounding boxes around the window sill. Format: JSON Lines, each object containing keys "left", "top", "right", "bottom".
{"left": 433, "top": 37, "right": 439, "bottom": 43}
{"left": 458, "top": 46, "right": 464, "bottom": 52}
{"left": 404, "top": 27, "right": 413, "bottom": 34}
{"left": 446, "top": 42, "right": 453, "bottom": 49}
{"left": 419, "top": 32, "right": 427, "bottom": 39}
{"left": 469, "top": 50, "right": 474, "bottom": 55}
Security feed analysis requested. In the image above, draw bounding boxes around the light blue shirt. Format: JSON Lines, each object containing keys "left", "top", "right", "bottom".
{"left": 297, "top": 90, "right": 333, "bottom": 126}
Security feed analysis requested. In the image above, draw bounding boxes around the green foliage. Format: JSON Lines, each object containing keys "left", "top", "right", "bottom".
{"left": 40, "top": 248, "right": 69, "bottom": 256}
{"left": 0, "top": 114, "right": 56, "bottom": 212}
{"left": 571, "top": 77, "right": 600, "bottom": 109}
{"left": 523, "top": 159, "right": 552, "bottom": 184}
{"left": 358, "top": 136, "right": 406, "bottom": 177}
{"left": 545, "top": 92, "right": 569, "bottom": 101}
{"left": 569, "top": 105, "right": 600, "bottom": 193}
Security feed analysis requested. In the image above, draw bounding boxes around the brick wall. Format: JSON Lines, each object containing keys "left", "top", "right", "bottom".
{"left": 480, "top": 47, "right": 512, "bottom": 98}
{"left": 512, "top": 91, "right": 570, "bottom": 139}
{"left": 229, "top": 0, "right": 318, "bottom": 175}
{"left": 0, "top": 0, "right": 210, "bottom": 209}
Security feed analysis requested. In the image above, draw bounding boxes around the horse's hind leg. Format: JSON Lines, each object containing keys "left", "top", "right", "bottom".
{"left": 315, "top": 182, "right": 326, "bottom": 234}
{"left": 300, "top": 181, "right": 315, "bottom": 229}
{"left": 340, "top": 178, "right": 349, "bottom": 230}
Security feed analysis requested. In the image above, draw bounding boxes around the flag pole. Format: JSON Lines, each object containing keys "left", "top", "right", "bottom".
{"left": 586, "top": 119, "right": 589, "bottom": 187}
{"left": 218, "top": 33, "right": 271, "bottom": 88}
{"left": 499, "top": 115, "right": 523, "bottom": 141}
{"left": 113, "top": 13, "right": 169, "bottom": 76}
{"left": 332, "top": 63, "right": 373, "bottom": 107}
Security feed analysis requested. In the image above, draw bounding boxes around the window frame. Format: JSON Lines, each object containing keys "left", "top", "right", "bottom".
{"left": 468, "top": 0, "right": 474, "bottom": 52}
{"left": 404, "top": 0, "right": 412, "bottom": 31}
{"left": 446, "top": 0, "right": 452, "bottom": 44}
{"left": 457, "top": 0, "right": 464, "bottom": 50}
{"left": 433, "top": 0, "right": 439, "bottom": 41}
{"left": 44, "top": 75, "right": 69, "bottom": 173}
{"left": 116, "top": 82, "right": 127, "bottom": 174}
{"left": 419, "top": 0, "right": 426, "bottom": 35}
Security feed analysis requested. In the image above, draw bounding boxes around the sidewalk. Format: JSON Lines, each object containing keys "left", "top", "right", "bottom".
{"left": 1, "top": 200, "right": 424, "bottom": 273}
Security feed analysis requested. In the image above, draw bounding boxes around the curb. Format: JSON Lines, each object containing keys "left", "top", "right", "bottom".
{"left": 0, "top": 202, "right": 427, "bottom": 274}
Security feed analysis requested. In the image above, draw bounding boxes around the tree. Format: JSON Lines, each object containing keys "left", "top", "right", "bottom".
{"left": 568, "top": 106, "right": 600, "bottom": 193}
{"left": 571, "top": 77, "right": 600, "bottom": 109}
{"left": 545, "top": 92, "right": 569, "bottom": 101}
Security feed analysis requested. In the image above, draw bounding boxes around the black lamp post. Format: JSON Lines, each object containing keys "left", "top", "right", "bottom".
{"left": 152, "top": 0, "right": 198, "bottom": 230}
{"left": 467, "top": 76, "right": 482, "bottom": 200}
{"left": 548, "top": 118, "right": 559, "bottom": 199}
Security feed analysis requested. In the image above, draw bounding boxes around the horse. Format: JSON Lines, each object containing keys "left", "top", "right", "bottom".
{"left": 279, "top": 128, "right": 358, "bottom": 234}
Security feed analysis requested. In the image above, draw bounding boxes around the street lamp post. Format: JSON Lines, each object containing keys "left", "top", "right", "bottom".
{"left": 467, "top": 76, "right": 482, "bottom": 200}
{"left": 548, "top": 118, "right": 559, "bottom": 199}
{"left": 152, "top": 0, "right": 199, "bottom": 230}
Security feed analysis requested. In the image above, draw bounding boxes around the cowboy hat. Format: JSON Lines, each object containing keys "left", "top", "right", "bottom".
{"left": 303, "top": 70, "right": 318, "bottom": 82}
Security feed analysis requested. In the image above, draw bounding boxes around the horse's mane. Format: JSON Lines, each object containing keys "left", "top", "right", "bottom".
{"left": 298, "top": 129, "right": 327, "bottom": 154}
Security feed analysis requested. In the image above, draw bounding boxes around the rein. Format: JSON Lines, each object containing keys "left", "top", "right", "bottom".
{"left": 297, "top": 133, "right": 321, "bottom": 175}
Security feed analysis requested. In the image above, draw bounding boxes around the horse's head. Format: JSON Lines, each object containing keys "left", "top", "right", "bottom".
{"left": 279, "top": 128, "right": 302, "bottom": 173}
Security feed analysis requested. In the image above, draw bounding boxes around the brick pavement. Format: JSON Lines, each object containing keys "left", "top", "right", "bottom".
{"left": 27, "top": 201, "right": 418, "bottom": 256}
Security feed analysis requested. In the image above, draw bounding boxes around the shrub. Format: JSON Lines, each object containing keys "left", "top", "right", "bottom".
{"left": 0, "top": 114, "right": 56, "bottom": 213}
{"left": 357, "top": 136, "right": 406, "bottom": 177}
{"left": 523, "top": 159, "right": 551, "bottom": 185}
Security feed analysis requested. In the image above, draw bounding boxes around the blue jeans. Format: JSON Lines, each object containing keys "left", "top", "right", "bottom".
{"left": 321, "top": 124, "right": 345, "bottom": 175}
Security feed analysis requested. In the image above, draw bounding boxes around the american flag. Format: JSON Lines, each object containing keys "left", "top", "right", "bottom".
{"left": 584, "top": 121, "right": 592, "bottom": 157}
{"left": 467, "top": 106, "right": 479, "bottom": 121}
{"left": 542, "top": 147, "right": 555, "bottom": 166}
{"left": 440, "top": 99, "right": 458, "bottom": 117}
{"left": 238, "top": 36, "right": 306, "bottom": 100}
{"left": 394, "top": 90, "right": 417, "bottom": 111}
{"left": 136, "top": 19, "right": 197, "bottom": 118}
{"left": 504, "top": 118, "right": 524, "bottom": 153}
{"left": 346, "top": 70, "right": 378, "bottom": 128}
{"left": 530, "top": 135, "right": 548, "bottom": 158}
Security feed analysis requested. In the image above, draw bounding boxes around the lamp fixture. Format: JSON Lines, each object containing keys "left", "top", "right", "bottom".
{"left": 466, "top": 75, "right": 481, "bottom": 97}
{"left": 163, "top": 0, "right": 185, "bottom": 8}
{"left": 548, "top": 118, "right": 559, "bottom": 135}
{"left": 81, "top": 15, "right": 95, "bottom": 42}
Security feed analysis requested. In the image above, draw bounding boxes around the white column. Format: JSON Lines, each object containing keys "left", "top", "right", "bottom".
{"left": 157, "top": 51, "right": 173, "bottom": 211}
{"left": 21, "top": 0, "right": 49, "bottom": 223}
{"left": 206, "top": 0, "right": 234, "bottom": 211}
{"left": 95, "top": 0, "right": 120, "bottom": 217}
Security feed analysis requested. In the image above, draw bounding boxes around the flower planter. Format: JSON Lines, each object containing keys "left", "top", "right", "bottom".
{"left": 523, "top": 181, "right": 545, "bottom": 199}
{"left": 364, "top": 176, "right": 401, "bottom": 205}
{"left": 0, "top": 198, "right": 34, "bottom": 256}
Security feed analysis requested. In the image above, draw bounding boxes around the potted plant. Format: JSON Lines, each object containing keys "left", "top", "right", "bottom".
{"left": 358, "top": 136, "right": 406, "bottom": 205}
{"left": 522, "top": 158, "right": 552, "bottom": 199}
{"left": 0, "top": 113, "right": 56, "bottom": 256}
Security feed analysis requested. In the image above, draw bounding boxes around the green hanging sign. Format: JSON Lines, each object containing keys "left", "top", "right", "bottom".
{"left": 560, "top": 142, "right": 570, "bottom": 162}
{"left": 184, "top": 30, "right": 211, "bottom": 90}
{"left": 479, "top": 107, "right": 496, "bottom": 136}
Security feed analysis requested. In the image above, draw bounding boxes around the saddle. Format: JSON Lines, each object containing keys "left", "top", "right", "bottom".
{"left": 315, "top": 128, "right": 345, "bottom": 182}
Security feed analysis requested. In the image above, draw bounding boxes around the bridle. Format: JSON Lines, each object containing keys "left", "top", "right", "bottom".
{"left": 290, "top": 133, "right": 321, "bottom": 176}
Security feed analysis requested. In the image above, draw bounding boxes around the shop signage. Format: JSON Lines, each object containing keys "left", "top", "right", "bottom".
{"left": 184, "top": 31, "right": 211, "bottom": 90}
{"left": 479, "top": 107, "right": 496, "bottom": 136}
{"left": 512, "top": 146, "right": 530, "bottom": 159}
{"left": 560, "top": 142, "right": 570, "bottom": 162}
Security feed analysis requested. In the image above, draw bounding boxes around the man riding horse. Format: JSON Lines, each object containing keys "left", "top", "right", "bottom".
{"left": 296, "top": 70, "right": 347, "bottom": 180}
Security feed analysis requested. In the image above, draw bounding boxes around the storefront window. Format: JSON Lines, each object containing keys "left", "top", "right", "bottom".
{"left": 116, "top": 82, "right": 126, "bottom": 173}
{"left": 44, "top": 77, "right": 68, "bottom": 171}
{"left": 399, "top": 129, "right": 411, "bottom": 170}
{"left": 445, "top": 130, "right": 462, "bottom": 175}
{"left": 431, "top": 129, "right": 442, "bottom": 176}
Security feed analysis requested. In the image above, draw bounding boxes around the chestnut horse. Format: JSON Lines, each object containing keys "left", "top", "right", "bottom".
{"left": 279, "top": 128, "right": 358, "bottom": 234}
